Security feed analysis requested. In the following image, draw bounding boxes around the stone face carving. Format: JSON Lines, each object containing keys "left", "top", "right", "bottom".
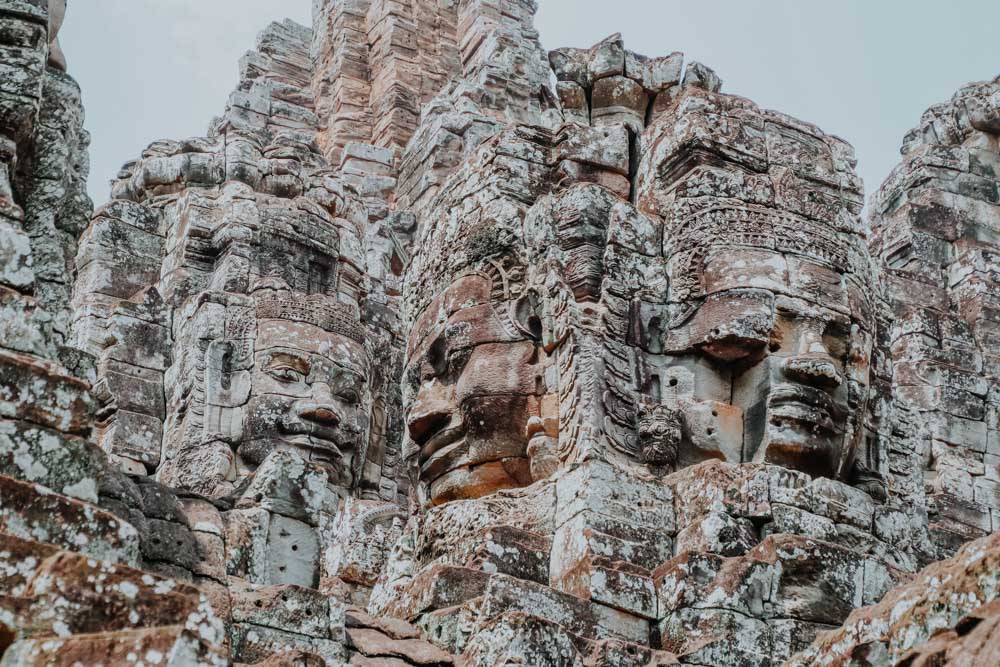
{"left": 403, "top": 268, "right": 542, "bottom": 506}
{"left": 231, "top": 288, "right": 370, "bottom": 488}
{"left": 3, "top": 1, "right": 1000, "bottom": 666}
{"left": 634, "top": 87, "right": 883, "bottom": 493}
{"left": 70, "top": 17, "right": 409, "bottom": 504}
{"left": 670, "top": 207, "right": 873, "bottom": 478}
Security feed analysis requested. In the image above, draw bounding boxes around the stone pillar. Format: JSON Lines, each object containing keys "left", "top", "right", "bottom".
{"left": 871, "top": 76, "right": 1000, "bottom": 560}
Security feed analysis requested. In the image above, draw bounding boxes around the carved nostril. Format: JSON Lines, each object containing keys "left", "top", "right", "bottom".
{"left": 783, "top": 355, "right": 842, "bottom": 387}
{"left": 407, "top": 411, "right": 451, "bottom": 447}
{"left": 299, "top": 405, "right": 340, "bottom": 426}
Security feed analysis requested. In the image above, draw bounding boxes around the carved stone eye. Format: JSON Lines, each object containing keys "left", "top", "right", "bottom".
{"left": 338, "top": 390, "right": 360, "bottom": 405}
{"left": 269, "top": 367, "right": 305, "bottom": 383}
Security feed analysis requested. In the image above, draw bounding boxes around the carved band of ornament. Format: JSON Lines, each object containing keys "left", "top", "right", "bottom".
{"left": 358, "top": 505, "right": 408, "bottom": 531}
{"left": 255, "top": 296, "right": 366, "bottom": 344}
{"left": 668, "top": 205, "right": 853, "bottom": 301}
{"left": 671, "top": 205, "right": 849, "bottom": 266}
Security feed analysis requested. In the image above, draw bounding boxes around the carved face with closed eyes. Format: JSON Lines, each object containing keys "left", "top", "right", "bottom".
{"left": 239, "top": 317, "right": 369, "bottom": 489}
{"left": 675, "top": 283, "right": 867, "bottom": 478}
{"left": 655, "top": 206, "right": 876, "bottom": 481}
{"left": 404, "top": 273, "right": 544, "bottom": 507}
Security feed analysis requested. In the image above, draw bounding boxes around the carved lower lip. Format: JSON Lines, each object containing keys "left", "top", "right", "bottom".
{"left": 768, "top": 385, "right": 841, "bottom": 432}
{"left": 281, "top": 421, "right": 358, "bottom": 454}
{"left": 418, "top": 425, "right": 465, "bottom": 465}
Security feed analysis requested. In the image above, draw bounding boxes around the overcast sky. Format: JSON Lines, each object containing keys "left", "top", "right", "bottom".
{"left": 63, "top": 0, "right": 999, "bottom": 208}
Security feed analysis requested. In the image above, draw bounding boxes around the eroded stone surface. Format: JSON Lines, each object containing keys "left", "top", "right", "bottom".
{"left": 1, "top": 1, "right": 999, "bottom": 666}
{"left": 789, "top": 529, "right": 1000, "bottom": 665}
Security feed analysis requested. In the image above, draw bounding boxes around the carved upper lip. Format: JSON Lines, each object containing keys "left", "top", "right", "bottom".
{"left": 280, "top": 417, "right": 359, "bottom": 456}
{"left": 767, "top": 384, "right": 843, "bottom": 433}
{"left": 406, "top": 406, "right": 467, "bottom": 463}
{"left": 417, "top": 423, "right": 465, "bottom": 465}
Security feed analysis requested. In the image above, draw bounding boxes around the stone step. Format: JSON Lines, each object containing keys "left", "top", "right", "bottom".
{"left": 457, "top": 525, "right": 551, "bottom": 586}
{"left": 0, "top": 625, "right": 229, "bottom": 667}
{"left": 0, "top": 418, "right": 107, "bottom": 504}
{"left": 0, "top": 534, "right": 58, "bottom": 597}
{"left": 389, "top": 565, "right": 651, "bottom": 655}
{"left": 0, "top": 533, "right": 206, "bottom": 641}
{"left": 460, "top": 611, "right": 679, "bottom": 667}
{"left": 0, "top": 473, "right": 139, "bottom": 566}
{"left": 345, "top": 626, "right": 453, "bottom": 666}
{"left": 343, "top": 604, "right": 454, "bottom": 667}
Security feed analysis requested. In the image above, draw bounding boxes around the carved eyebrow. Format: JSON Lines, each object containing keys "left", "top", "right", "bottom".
{"left": 310, "top": 358, "right": 368, "bottom": 382}
{"left": 263, "top": 352, "right": 310, "bottom": 373}
{"left": 330, "top": 365, "right": 366, "bottom": 384}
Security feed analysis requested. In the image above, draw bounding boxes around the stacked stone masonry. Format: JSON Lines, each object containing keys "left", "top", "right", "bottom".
{"left": 0, "top": 0, "right": 998, "bottom": 665}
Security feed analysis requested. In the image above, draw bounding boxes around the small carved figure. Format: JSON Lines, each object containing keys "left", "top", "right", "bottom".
{"left": 636, "top": 402, "right": 683, "bottom": 468}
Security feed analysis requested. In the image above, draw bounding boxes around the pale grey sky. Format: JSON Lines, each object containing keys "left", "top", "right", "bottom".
{"left": 63, "top": 1, "right": 999, "bottom": 208}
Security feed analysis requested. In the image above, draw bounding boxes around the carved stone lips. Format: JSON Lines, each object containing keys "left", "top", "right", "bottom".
{"left": 768, "top": 384, "right": 843, "bottom": 433}
{"left": 418, "top": 424, "right": 465, "bottom": 466}
{"left": 280, "top": 417, "right": 357, "bottom": 455}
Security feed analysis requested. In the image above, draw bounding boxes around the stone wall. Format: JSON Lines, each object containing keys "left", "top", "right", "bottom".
{"left": 870, "top": 76, "right": 1000, "bottom": 561}
{"left": 0, "top": 1, "right": 229, "bottom": 663}
{"left": 0, "top": 0, "right": 998, "bottom": 665}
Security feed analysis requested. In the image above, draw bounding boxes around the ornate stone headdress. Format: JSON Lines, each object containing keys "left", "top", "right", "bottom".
{"left": 404, "top": 215, "right": 532, "bottom": 337}
{"left": 226, "top": 279, "right": 367, "bottom": 364}
{"left": 667, "top": 203, "right": 862, "bottom": 304}
{"left": 255, "top": 294, "right": 365, "bottom": 344}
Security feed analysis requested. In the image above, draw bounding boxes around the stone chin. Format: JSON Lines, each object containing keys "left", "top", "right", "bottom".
{"left": 415, "top": 394, "right": 536, "bottom": 506}
{"left": 758, "top": 425, "right": 845, "bottom": 479}
{"left": 238, "top": 435, "right": 357, "bottom": 488}
{"left": 424, "top": 457, "right": 533, "bottom": 507}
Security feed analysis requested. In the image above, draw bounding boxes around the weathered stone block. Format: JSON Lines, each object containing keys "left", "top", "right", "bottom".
{"left": 0, "top": 473, "right": 139, "bottom": 565}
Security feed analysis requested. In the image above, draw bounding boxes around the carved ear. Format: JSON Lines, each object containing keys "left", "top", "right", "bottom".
{"left": 511, "top": 290, "right": 545, "bottom": 342}
{"left": 203, "top": 340, "right": 246, "bottom": 445}
{"left": 204, "top": 341, "right": 234, "bottom": 393}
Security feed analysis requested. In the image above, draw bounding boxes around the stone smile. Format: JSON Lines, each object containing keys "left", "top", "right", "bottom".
{"left": 417, "top": 424, "right": 466, "bottom": 466}
{"left": 280, "top": 419, "right": 356, "bottom": 454}
{"left": 768, "top": 385, "right": 842, "bottom": 433}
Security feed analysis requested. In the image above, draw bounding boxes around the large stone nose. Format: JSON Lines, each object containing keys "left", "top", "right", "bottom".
{"left": 406, "top": 382, "right": 455, "bottom": 448}
{"left": 296, "top": 383, "right": 341, "bottom": 427}
{"left": 781, "top": 325, "right": 843, "bottom": 389}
